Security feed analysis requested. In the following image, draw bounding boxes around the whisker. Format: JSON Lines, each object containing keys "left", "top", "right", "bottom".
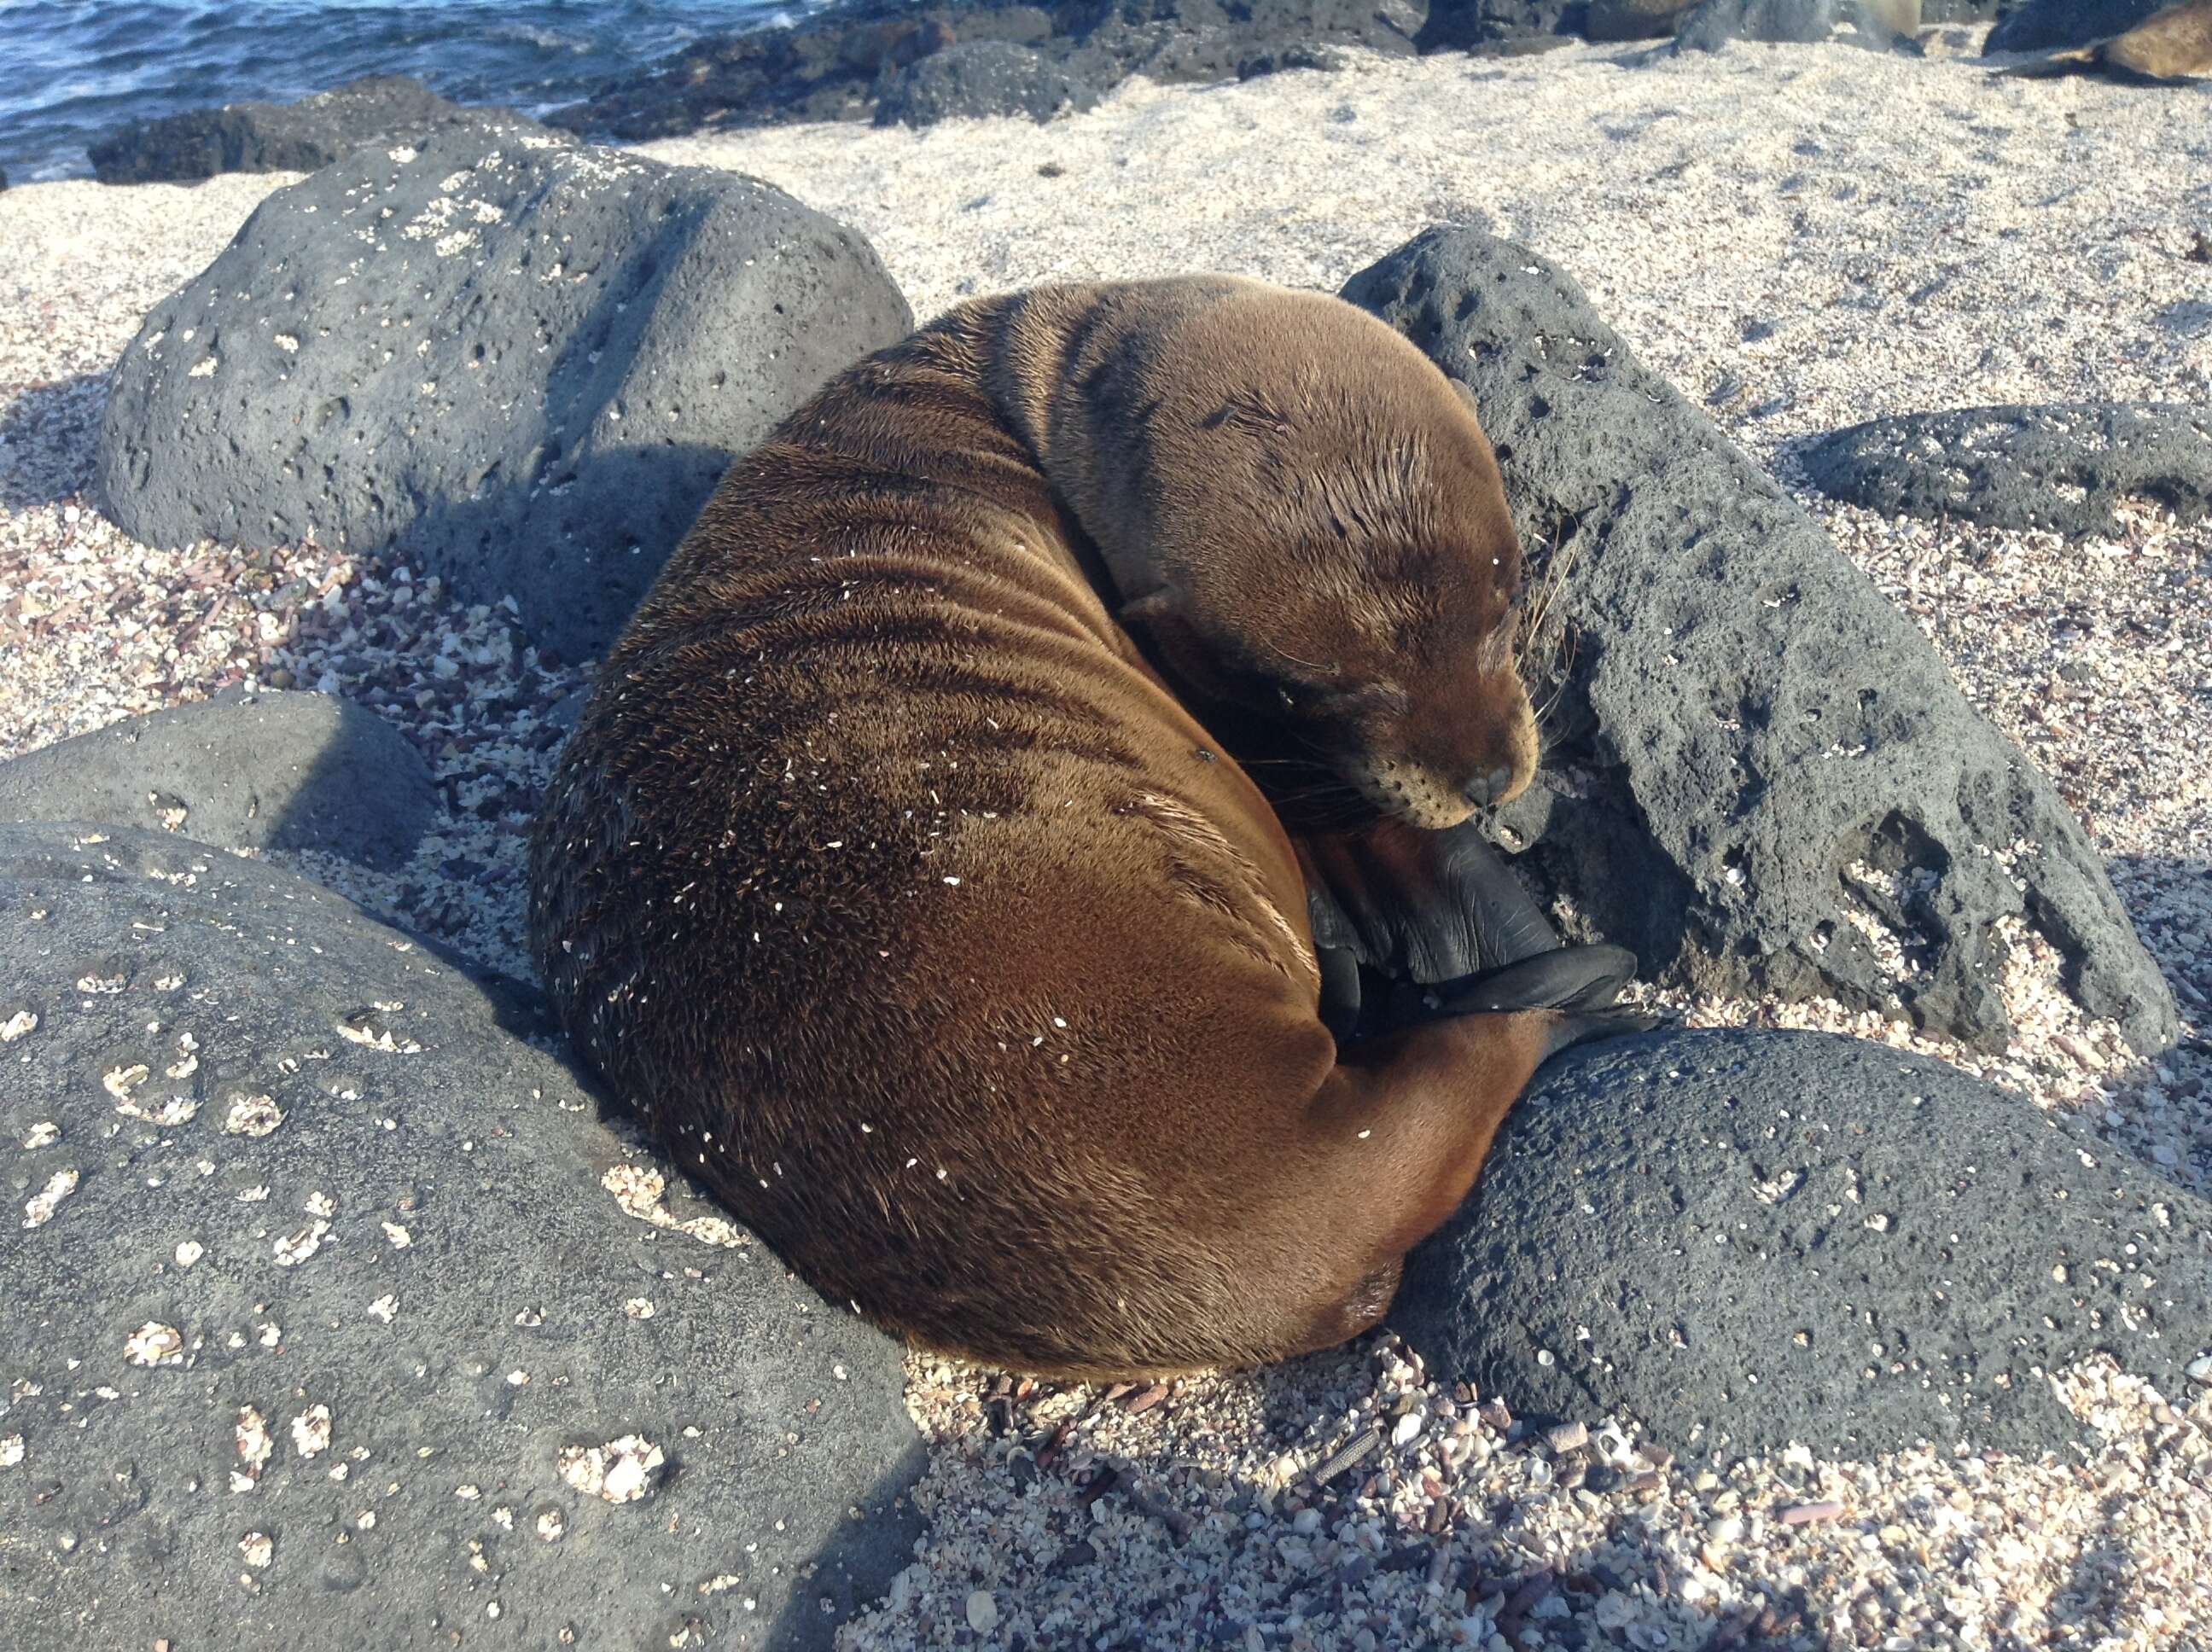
{"left": 1254, "top": 637, "right": 1333, "bottom": 675}
{"left": 1514, "top": 512, "right": 1584, "bottom": 691}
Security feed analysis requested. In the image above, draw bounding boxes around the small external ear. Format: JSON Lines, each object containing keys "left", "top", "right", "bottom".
{"left": 1119, "top": 589, "right": 1180, "bottom": 625}
{"left": 1119, "top": 588, "right": 1230, "bottom": 699}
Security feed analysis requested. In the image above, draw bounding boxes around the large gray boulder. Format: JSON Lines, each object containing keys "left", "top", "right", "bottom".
{"left": 1394, "top": 1028, "right": 2212, "bottom": 1457}
{"left": 96, "top": 119, "right": 912, "bottom": 662}
{"left": 87, "top": 75, "right": 533, "bottom": 187}
{"left": 1801, "top": 403, "right": 2212, "bottom": 539}
{"left": 0, "top": 823, "right": 923, "bottom": 1651}
{"left": 1343, "top": 230, "right": 2177, "bottom": 1056}
{"left": 0, "top": 689, "right": 436, "bottom": 868}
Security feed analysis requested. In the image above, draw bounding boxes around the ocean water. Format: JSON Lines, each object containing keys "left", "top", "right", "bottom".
{"left": 0, "top": 0, "right": 830, "bottom": 183}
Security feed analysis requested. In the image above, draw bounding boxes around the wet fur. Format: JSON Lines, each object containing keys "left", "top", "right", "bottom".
{"left": 531, "top": 278, "right": 1588, "bottom": 1378}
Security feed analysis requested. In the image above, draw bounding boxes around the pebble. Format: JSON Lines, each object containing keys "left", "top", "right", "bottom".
{"left": 1124, "top": 1382, "right": 1171, "bottom": 1415}
{"left": 965, "top": 1590, "right": 998, "bottom": 1634}
{"left": 1545, "top": 1421, "right": 1588, "bottom": 1453}
{"left": 1780, "top": 1500, "right": 1848, "bottom": 1527}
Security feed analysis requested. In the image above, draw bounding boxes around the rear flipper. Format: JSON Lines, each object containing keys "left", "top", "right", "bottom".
{"left": 1301, "top": 818, "right": 1668, "bottom": 1050}
{"left": 1449, "top": 944, "right": 1668, "bottom": 1059}
{"left": 1350, "top": 940, "right": 1667, "bottom": 1051}
{"left": 1436, "top": 943, "right": 1638, "bottom": 1014}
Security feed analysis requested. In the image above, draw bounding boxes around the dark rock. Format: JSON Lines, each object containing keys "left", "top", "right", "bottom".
{"left": 1077, "top": 0, "right": 1424, "bottom": 83}
{"left": 86, "top": 74, "right": 539, "bottom": 187}
{"left": 95, "top": 120, "right": 911, "bottom": 662}
{"left": 1585, "top": 0, "right": 1700, "bottom": 40}
{"left": 1466, "top": 32, "right": 1586, "bottom": 50}
{"left": 1394, "top": 1028, "right": 2212, "bottom": 1456}
{"left": 1802, "top": 404, "right": 2212, "bottom": 539}
{"left": 1239, "top": 43, "right": 1355, "bottom": 75}
{"left": 1417, "top": 0, "right": 1580, "bottom": 49}
{"left": 1674, "top": 0, "right": 1921, "bottom": 49}
{"left": 1987, "top": 0, "right": 2164, "bottom": 53}
{"left": 875, "top": 40, "right": 1101, "bottom": 125}
{"left": 546, "top": 6, "right": 974, "bottom": 139}
{"left": 0, "top": 689, "right": 434, "bottom": 868}
{"left": 1675, "top": 0, "right": 1831, "bottom": 44}
{"left": 1342, "top": 228, "right": 2176, "bottom": 1055}
{"left": 0, "top": 823, "right": 923, "bottom": 1649}
{"left": 551, "top": 0, "right": 1423, "bottom": 141}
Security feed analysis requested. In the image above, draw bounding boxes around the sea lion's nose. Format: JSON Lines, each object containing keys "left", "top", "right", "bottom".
{"left": 1463, "top": 766, "right": 1516, "bottom": 806}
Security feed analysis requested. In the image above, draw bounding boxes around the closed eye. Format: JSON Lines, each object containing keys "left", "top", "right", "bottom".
{"left": 1273, "top": 676, "right": 1402, "bottom": 719}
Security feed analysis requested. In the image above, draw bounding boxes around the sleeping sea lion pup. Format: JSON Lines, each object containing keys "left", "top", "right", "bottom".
{"left": 529, "top": 277, "right": 1645, "bottom": 1380}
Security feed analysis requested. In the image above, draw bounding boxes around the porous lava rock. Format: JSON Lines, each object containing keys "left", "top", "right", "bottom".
{"left": 1394, "top": 1027, "right": 2212, "bottom": 1456}
{"left": 0, "top": 823, "right": 923, "bottom": 1650}
{"left": 0, "top": 689, "right": 435, "bottom": 868}
{"left": 550, "top": 0, "right": 1425, "bottom": 140}
{"left": 88, "top": 74, "right": 535, "bottom": 186}
{"left": 1802, "top": 404, "right": 2212, "bottom": 538}
{"left": 875, "top": 39, "right": 1102, "bottom": 124}
{"left": 95, "top": 119, "right": 911, "bottom": 660}
{"left": 1343, "top": 227, "right": 2177, "bottom": 1055}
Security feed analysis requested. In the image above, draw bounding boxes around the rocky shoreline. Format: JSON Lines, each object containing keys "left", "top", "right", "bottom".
{"left": 4, "top": 28, "right": 2209, "bottom": 1652}
{"left": 77, "top": 0, "right": 2212, "bottom": 186}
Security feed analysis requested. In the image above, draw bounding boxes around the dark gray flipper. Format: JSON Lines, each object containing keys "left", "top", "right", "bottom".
{"left": 1301, "top": 817, "right": 1562, "bottom": 983}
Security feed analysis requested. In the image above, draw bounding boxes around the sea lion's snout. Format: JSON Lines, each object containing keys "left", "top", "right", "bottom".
{"left": 1346, "top": 650, "right": 1538, "bottom": 830}
{"left": 1451, "top": 663, "right": 1540, "bottom": 809}
{"left": 1464, "top": 766, "right": 1516, "bottom": 807}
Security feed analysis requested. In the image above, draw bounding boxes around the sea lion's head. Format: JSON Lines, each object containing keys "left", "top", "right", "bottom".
{"left": 1051, "top": 282, "right": 1540, "bottom": 830}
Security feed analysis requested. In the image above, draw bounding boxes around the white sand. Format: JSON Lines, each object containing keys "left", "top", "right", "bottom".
{"left": 3, "top": 27, "right": 2209, "bottom": 1650}
{"left": 642, "top": 29, "right": 2212, "bottom": 428}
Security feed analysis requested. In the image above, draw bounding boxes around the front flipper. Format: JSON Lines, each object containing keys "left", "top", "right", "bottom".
{"left": 1314, "top": 941, "right": 1366, "bottom": 1043}
{"left": 1300, "top": 816, "right": 1561, "bottom": 984}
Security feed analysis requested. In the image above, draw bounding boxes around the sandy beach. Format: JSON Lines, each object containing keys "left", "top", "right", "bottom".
{"left": 3, "top": 28, "right": 2209, "bottom": 1649}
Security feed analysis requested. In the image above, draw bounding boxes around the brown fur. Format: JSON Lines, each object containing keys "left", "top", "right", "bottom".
{"left": 530, "top": 277, "right": 1569, "bottom": 1379}
{"left": 2104, "top": 0, "right": 2212, "bottom": 77}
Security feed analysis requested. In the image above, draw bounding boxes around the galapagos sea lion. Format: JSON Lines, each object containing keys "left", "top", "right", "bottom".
{"left": 529, "top": 277, "right": 1646, "bottom": 1380}
{"left": 2102, "top": 0, "right": 2212, "bottom": 76}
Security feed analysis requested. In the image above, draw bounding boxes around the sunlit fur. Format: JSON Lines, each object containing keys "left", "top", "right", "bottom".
{"left": 991, "top": 279, "right": 1539, "bottom": 829}
{"left": 531, "top": 278, "right": 1563, "bottom": 1380}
